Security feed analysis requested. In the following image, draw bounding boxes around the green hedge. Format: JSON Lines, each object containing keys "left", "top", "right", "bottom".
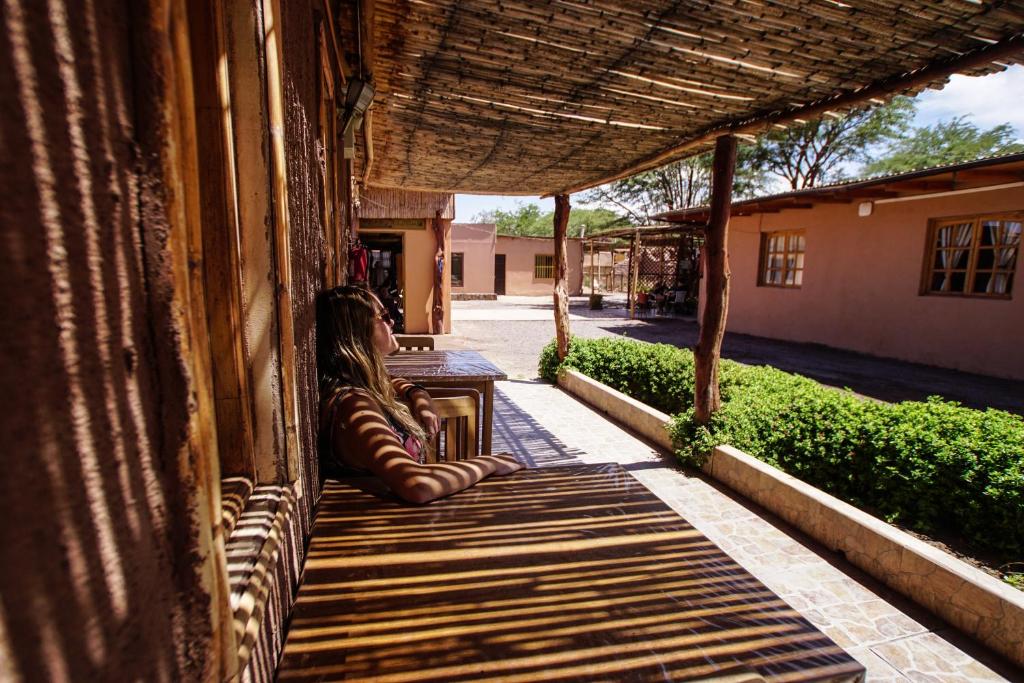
{"left": 540, "top": 337, "right": 693, "bottom": 414}
{"left": 540, "top": 337, "right": 1024, "bottom": 561}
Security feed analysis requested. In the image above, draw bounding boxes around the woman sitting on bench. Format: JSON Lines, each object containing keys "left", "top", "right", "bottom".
{"left": 317, "top": 285, "right": 522, "bottom": 503}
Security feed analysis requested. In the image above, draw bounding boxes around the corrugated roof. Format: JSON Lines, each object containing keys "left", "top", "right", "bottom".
{"left": 654, "top": 151, "right": 1024, "bottom": 223}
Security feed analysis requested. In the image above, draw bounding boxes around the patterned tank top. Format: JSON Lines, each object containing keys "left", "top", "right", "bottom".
{"left": 320, "top": 386, "right": 424, "bottom": 469}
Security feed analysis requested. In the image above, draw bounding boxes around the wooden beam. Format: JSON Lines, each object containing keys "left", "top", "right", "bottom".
{"left": 628, "top": 230, "right": 639, "bottom": 319}
{"left": 263, "top": 0, "right": 301, "bottom": 480}
{"left": 321, "top": 0, "right": 350, "bottom": 85}
{"left": 362, "top": 106, "right": 375, "bottom": 185}
{"left": 553, "top": 194, "right": 571, "bottom": 360}
{"left": 341, "top": 157, "right": 354, "bottom": 284}
{"left": 546, "top": 34, "right": 1024, "bottom": 197}
{"left": 188, "top": 0, "right": 258, "bottom": 479}
{"left": 162, "top": 0, "right": 235, "bottom": 676}
{"left": 694, "top": 135, "right": 737, "bottom": 425}
{"left": 359, "top": 0, "right": 376, "bottom": 80}
{"left": 953, "top": 169, "right": 1024, "bottom": 184}
{"left": 589, "top": 239, "right": 596, "bottom": 296}
{"left": 895, "top": 180, "right": 957, "bottom": 191}
{"left": 431, "top": 210, "right": 446, "bottom": 334}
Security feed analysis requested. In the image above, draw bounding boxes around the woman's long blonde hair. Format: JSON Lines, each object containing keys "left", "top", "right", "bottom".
{"left": 316, "top": 285, "right": 426, "bottom": 446}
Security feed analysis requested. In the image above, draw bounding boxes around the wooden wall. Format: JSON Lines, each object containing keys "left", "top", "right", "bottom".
{"left": 0, "top": 0, "right": 349, "bottom": 679}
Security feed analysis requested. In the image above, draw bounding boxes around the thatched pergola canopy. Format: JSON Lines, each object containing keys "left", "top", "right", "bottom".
{"left": 360, "top": 0, "right": 1024, "bottom": 196}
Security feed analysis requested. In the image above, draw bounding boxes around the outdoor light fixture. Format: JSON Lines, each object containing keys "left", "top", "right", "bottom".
{"left": 343, "top": 116, "right": 361, "bottom": 159}
{"left": 858, "top": 201, "right": 873, "bottom": 217}
{"left": 340, "top": 78, "right": 375, "bottom": 138}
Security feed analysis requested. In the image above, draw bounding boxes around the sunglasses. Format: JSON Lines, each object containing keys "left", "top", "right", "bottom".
{"left": 376, "top": 310, "right": 393, "bottom": 325}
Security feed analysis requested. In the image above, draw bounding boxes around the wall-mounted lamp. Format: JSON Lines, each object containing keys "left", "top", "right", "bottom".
{"left": 340, "top": 78, "right": 375, "bottom": 138}
{"left": 343, "top": 115, "right": 362, "bottom": 159}
{"left": 858, "top": 201, "right": 873, "bottom": 217}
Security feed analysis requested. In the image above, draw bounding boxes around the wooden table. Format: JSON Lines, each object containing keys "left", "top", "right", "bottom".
{"left": 385, "top": 350, "right": 507, "bottom": 455}
{"left": 278, "top": 465, "right": 866, "bottom": 682}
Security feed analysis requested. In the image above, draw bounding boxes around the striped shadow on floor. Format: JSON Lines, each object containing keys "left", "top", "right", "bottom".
{"left": 490, "top": 383, "right": 588, "bottom": 467}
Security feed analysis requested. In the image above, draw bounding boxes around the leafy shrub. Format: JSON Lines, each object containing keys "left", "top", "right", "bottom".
{"left": 539, "top": 337, "right": 694, "bottom": 414}
{"left": 542, "top": 337, "right": 1024, "bottom": 561}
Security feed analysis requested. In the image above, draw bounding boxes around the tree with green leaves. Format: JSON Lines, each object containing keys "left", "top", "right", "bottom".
{"left": 471, "top": 203, "right": 628, "bottom": 237}
{"left": 862, "top": 117, "right": 1024, "bottom": 176}
{"left": 748, "top": 97, "right": 916, "bottom": 190}
{"left": 581, "top": 146, "right": 769, "bottom": 223}
{"left": 472, "top": 203, "right": 545, "bottom": 236}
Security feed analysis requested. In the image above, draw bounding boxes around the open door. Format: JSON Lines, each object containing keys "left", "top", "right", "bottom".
{"left": 494, "top": 254, "right": 506, "bottom": 295}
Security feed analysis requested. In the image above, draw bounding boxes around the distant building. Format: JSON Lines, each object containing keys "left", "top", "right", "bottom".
{"left": 656, "top": 154, "right": 1024, "bottom": 380}
{"left": 450, "top": 223, "right": 584, "bottom": 296}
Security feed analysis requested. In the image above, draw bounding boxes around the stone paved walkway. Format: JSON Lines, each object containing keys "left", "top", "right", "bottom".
{"left": 489, "top": 379, "right": 1021, "bottom": 682}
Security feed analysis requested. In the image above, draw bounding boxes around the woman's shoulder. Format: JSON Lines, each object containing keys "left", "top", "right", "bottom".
{"left": 322, "top": 386, "right": 387, "bottom": 426}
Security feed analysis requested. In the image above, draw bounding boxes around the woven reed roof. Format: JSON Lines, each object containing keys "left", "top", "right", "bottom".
{"left": 362, "top": 0, "right": 1024, "bottom": 196}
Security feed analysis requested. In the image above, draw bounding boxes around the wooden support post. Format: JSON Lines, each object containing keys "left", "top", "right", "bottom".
{"left": 263, "top": 0, "right": 302, "bottom": 479}
{"left": 628, "top": 230, "right": 639, "bottom": 319}
{"left": 553, "top": 194, "right": 571, "bottom": 361}
{"left": 694, "top": 135, "right": 737, "bottom": 424}
{"left": 431, "top": 210, "right": 445, "bottom": 334}
{"left": 589, "top": 240, "right": 595, "bottom": 296}
{"left": 340, "top": 157, "right": 353, "bottom": 284}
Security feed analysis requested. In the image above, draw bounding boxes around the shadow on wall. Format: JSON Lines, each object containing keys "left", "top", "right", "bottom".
{"left": 0, "top": 1, "right": 206, "bottom": 679}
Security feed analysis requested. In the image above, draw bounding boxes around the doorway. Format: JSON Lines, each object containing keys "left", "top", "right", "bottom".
{"left": 359, "top": 232, "right": 405, "bottom": 333}
{"left": 494, "top": 254, "right": 506, "bottom": 295}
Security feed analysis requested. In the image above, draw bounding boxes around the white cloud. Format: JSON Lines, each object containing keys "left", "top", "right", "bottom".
{"left": 913, "top": 65, "right": 1024, "bottom": 138}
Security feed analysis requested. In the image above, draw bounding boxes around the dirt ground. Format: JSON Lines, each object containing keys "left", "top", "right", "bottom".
{"left": 439, "top": 294, "right": 1024, "bottom": 415}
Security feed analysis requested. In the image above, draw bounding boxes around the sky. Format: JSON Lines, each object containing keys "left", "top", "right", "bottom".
{"left": 453, "top": 65, "right": 1024, "bottom": 222}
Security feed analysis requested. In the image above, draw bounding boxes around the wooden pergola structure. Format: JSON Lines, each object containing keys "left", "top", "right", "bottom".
{"left": 582, "top": 224, "right": 705, "bottom": 317}
{"left": 6, "top": 1, "right": 1024, "bottom": 679}
{"left": 353, "top": 0, "right": 1024, "bottom": 421}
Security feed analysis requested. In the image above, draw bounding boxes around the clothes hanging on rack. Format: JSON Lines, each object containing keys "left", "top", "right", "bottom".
{"left": 349, "top": 241, "right": 369, "bottom": 282}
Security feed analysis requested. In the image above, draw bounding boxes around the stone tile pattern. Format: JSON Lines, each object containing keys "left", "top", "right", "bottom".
{"left": 492, "top": 380, "right": 1018, "bottom": 682}
{"left": 707, "top": 445, "right": 1024, "bottom": 671}
{"left": 554, "top": 366, "right": 1024, "bottom": 669}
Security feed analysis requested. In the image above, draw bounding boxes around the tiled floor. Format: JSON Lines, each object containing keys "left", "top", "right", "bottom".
{"left": 490, "top": 379, "right": 1021, "bottom": 682}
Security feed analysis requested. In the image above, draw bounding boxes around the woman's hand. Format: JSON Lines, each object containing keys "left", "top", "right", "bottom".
{"left": 408, "top": 388, "right": 440, "bottom": 439}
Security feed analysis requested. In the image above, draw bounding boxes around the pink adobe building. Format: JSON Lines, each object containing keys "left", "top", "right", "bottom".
{"left": 450, "top": 223, "right": 584, "bottom": 296}
{"left": 658, "top": 154, "right": 1024, "bottom": 381}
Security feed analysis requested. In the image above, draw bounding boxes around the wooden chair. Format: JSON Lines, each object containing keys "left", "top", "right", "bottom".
{"left": 425, "top": 387, "right": 479, "bottom": 463}
{"left": 633, "top": 293, "right": 653, "bottom": 319}
{"left": 394, "top": 334, "right": 434, "bottom": 350}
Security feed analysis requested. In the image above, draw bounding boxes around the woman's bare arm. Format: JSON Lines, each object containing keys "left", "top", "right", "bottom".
{"left": 330, "top": 390, "right": 521, "bottom": 503}
{"left": 391, "top": 377, "right": 440, "bottom": 437}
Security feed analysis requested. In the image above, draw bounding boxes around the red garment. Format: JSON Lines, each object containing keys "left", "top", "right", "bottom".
{"left": 349, "top": 245, "right": 369, "bottom": 282}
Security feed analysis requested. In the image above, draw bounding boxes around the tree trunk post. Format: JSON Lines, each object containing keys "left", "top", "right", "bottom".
{"left": 694, "top": 135, "right": 737, "bottom": 424}
{"left": 628, "top": 230, "right": 640, "bottom": 319}
{"left": 553, "top": 194, "right": 571, "bottom": 361}
{"left": 589, "top": 239, "right": 595, "bottom": 296}
{"left": 431, "top": 210, "right": 446, "bottom": 334}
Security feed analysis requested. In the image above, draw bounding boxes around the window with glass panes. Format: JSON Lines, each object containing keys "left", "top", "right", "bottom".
{"left": 534, "top": 254, "right": 555, "bottom": 279}
{"left": 924, "top": 213, "right": 1020, "bottom": 298}
{"left": 759, "top": 230, "right": 805, "bottom": 288}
